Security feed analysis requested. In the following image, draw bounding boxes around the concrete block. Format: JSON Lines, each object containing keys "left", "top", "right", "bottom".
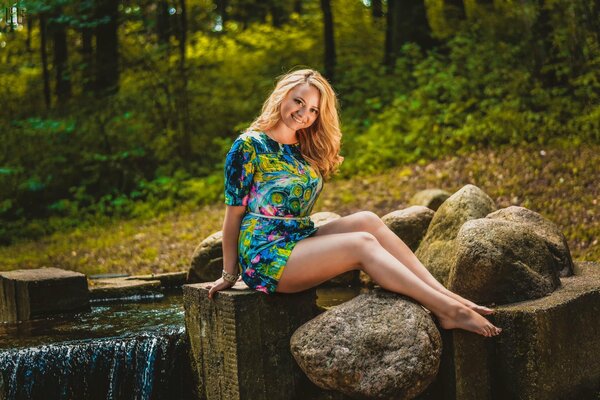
{"left": 183, "top": 281, "right": 319, "bottom": 400}
{"left": 0, "top": 267, "right": 89, "bottom": 322}
{"left": 487, "top": 261, "right": 600, "bottom": 400}
{"left": 420, "top": 261, "right": 600, "bottom": 400}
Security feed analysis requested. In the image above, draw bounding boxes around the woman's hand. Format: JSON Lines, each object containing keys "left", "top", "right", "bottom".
{"left": 207, "top": 277, "right": 235, "bottom": 300}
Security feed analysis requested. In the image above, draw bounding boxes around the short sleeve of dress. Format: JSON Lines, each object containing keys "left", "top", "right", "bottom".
{"left": 224, "top": 135, "right": 256, "bottom": 206}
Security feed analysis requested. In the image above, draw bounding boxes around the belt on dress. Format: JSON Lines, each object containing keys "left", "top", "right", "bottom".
{"left": 247, "top": 212, "right": 311, "bottom": 221}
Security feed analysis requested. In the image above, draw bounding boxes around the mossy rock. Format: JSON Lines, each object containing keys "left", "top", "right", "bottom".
{"left": 382, "top": 206, "right": 435, "bottom": 252}
{"left": 415, "top": 184, "right": 496, "bottom": 285}
{"left": 188, "top": 231, "right": 223, "bottom": 283}
{"left": 448, "top": 218, "right": 561, "bottom": 305}
{"left": 409, "top": 189, "right": 451, "bottom": 211}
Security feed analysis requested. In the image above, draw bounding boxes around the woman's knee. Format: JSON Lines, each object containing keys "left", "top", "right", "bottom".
{"left": 351, "top": 231, "right": 381, "bottom": 263}
{"left": 352, "top": 211, "right": 385, "bottom": 233}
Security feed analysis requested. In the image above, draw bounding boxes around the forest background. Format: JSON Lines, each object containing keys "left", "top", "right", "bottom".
{"left": 0, "top": 0, "right": 598, "bottom": 274}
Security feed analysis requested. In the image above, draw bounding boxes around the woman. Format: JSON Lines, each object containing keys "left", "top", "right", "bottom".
{"left": 208, "top": 69, "right": 502, "bottom": 337}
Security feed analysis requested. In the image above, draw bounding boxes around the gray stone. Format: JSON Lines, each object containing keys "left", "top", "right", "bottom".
{"left": 359, "top": 206, "right": 434, "bottom": 287}
{"left": 447, "top": 218, "right": 561, "bottom": 305}
{"left": 126, "top": 271, "right": 188, "bottom": 288}
{"left": 486, "top": 206, "right": 574, "bottom": 277}
{"left": 0, "top": 267, "right": 89, "bottom": 322}
{"left": 188, "top": 231, "right": 223, "bottom": 283}
{"left": 415, "top": 185, "right": 496, "bottom": 285}
{"left": 409, "top": 189, "right": 451, "bottom": 211}
{"left": 183, "top": 281, "right": 320, "bottom": 400}
{"left": 311, "top": 211, "right": 341, "bottom": 227}
{"left": 89, "top": 277, "right": 162, "bottom": 300}
{"left": 382, "top": 206, "right": 435, "bottom": 251}
{"left": 291, "top": 290, "right": 442, "bottom": 400}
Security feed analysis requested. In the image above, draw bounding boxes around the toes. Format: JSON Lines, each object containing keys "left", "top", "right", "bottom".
{"left": 479, "top": 306, "right": 494, "bottom": 315}
{"left": 490, "top": 326, "right": 501, "bottom": 336}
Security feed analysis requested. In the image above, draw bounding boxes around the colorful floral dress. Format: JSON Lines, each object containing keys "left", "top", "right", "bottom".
{"left": 224, "top": 130, "right": 323, "bottom": 294}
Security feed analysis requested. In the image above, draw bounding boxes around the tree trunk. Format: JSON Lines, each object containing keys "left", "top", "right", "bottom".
{"left": 215, "top": 0, "right": 228, "bottom": 31}
{"left": 5, "top": 7, "right": 13, "bottom": 32}
{"left": 270, "top": 2, "right": 288, "bottom": 27}
{"left": 177, "top": 0, "right": 191, "bottom": 161}
{"left": 385, "top": 0, "right": 435, "bottom": 71}
{"left": 398, "top": 0, "right": 435, "bottom": 50}
{"left": 40, "top": 13, "right": 51, "bottom": 109}
{"left": 372, "top": 0, "right": 383, "bottom": 19}
{"left": 157, "top": 0, "right": 171, "bottom": 43}
{"left": 531, "top": 0, "right": 556, "bottom": 85}
{"left": 320, "top": 0, "right": 335, "bottom": 82}
{"left": 81, "top": 27, "right": 94, "bottom": 92}
{"left": 384, "top": 0, "right": 396, "bottom": 71}
{"left": 51, "top": 7, "right": 72, "bottom": 104}
{"left": 444, "top": 0, "right": 466, "bottom": 23}
{"left": 26, "top": 13, "right": 33, "bottom": 52}
{"left": 95, "top": 0, "right": 119, "bottom": 96}
{"left": 294, "top": 0, "right": 302, "bottom": 15}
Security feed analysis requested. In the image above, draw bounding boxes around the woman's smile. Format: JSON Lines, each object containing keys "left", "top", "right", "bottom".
{"left": 292, "top": 113, "right": 304, "bottom": 124}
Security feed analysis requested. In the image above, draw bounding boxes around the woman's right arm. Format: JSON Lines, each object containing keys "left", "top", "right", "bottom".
{"left": 210, "top": 133, "right": 256, "bottom": 298}
{"left": 222, "top": 205, "right": 246, "bottom": 276}
{"left": 207, "top": 205, "right": 246, "bottom": 299}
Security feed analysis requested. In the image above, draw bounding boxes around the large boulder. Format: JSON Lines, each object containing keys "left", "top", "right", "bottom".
{"left": 382, "top": 206, "right": 435, "bottom": 252}
{"left": 360, "top": 206, "right": 434, "bottom": 287}
{"left": 447, "top": 218, "right": 561, "bottom": 305}
{"left": 409, "top": 189, "right": 451, "bottom": 211}
{"left": 415, "top": 185, "right": 497, "bottom": 285}
{"left": 311, "top": 211, "right": 341, "bottom": 227}
{"left": 291, "top": 290, "right": 442, "bottom": 400}
{"left": 486, "top": 206, "right": 574, "bottom": 277}
{"left": 188, "top": 231, "right": 223, "bottom": 283}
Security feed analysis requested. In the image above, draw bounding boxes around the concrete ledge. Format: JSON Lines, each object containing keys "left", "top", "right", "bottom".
{"left": 89, "top": 277, "right": 162, "bottom": 300}
{"left": 183, "top": 281, "right": 320, "bottom": 400}
{"left": 125, "top": 271, "right": 187, "bottom": 289}
{"left": 0, "top": 267, "right": 89, "bottom": 322}
{"left": 427, "top": 261, "right": 600, "bottom": 400}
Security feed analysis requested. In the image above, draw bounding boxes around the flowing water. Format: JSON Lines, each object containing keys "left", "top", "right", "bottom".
{"left": 0, "top": 287, "right": 362, "bottom": 399}
{"left": 0, "top": 294, "right": 194, "bottom": 400}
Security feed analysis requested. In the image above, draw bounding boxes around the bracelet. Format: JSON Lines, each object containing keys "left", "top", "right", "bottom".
{"left": 222, "top": 269, "right": 239, "bottom": 284}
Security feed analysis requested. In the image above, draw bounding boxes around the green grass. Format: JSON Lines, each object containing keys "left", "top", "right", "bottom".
{"left": 1, "top": 143, "right": 598, "bottom": 275}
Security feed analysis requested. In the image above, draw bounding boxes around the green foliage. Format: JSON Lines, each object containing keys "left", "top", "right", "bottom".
{"left": 0, "top": 0, "right": 599, "bottom": 245}
{"left": 338, "top": 8, "right": 600, "bottom": 178}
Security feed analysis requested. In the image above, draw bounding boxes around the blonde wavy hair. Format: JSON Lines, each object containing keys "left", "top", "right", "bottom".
{"left": 248, "top": 69, "right": 344, "bottom": 180}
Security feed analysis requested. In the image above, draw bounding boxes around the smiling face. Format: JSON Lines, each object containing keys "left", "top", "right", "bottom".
{"left": 279, "top": 83, "right": 321, "bottom": 132}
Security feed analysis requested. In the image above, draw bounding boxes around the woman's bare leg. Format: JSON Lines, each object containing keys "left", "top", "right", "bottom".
{"left": 277, "top": 232, "right": 501, "bottom": 337}
{"left": 314, "top": 211, "right": 494, "bottom": 315}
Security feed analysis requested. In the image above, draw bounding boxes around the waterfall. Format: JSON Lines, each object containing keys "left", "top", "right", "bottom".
{"left": 0, "top": 327, "right": 194, "bottom": 400}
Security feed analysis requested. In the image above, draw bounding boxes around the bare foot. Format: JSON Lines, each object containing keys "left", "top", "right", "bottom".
{"left": 441, "top": 289, "right": 495, "bottom": 316}
{"left": 466, "top": 302, "right": 495, "bottom": 316}
{"left": 437, "top": 306, "right": 502, "bottom": 337}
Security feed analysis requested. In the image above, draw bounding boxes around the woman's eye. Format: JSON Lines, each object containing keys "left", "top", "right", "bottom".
{"left": 294, "top": 99, "right": 302, "bottom": 104}
{"left": 311, "top": 109, "right": 318, "bottom": 114}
